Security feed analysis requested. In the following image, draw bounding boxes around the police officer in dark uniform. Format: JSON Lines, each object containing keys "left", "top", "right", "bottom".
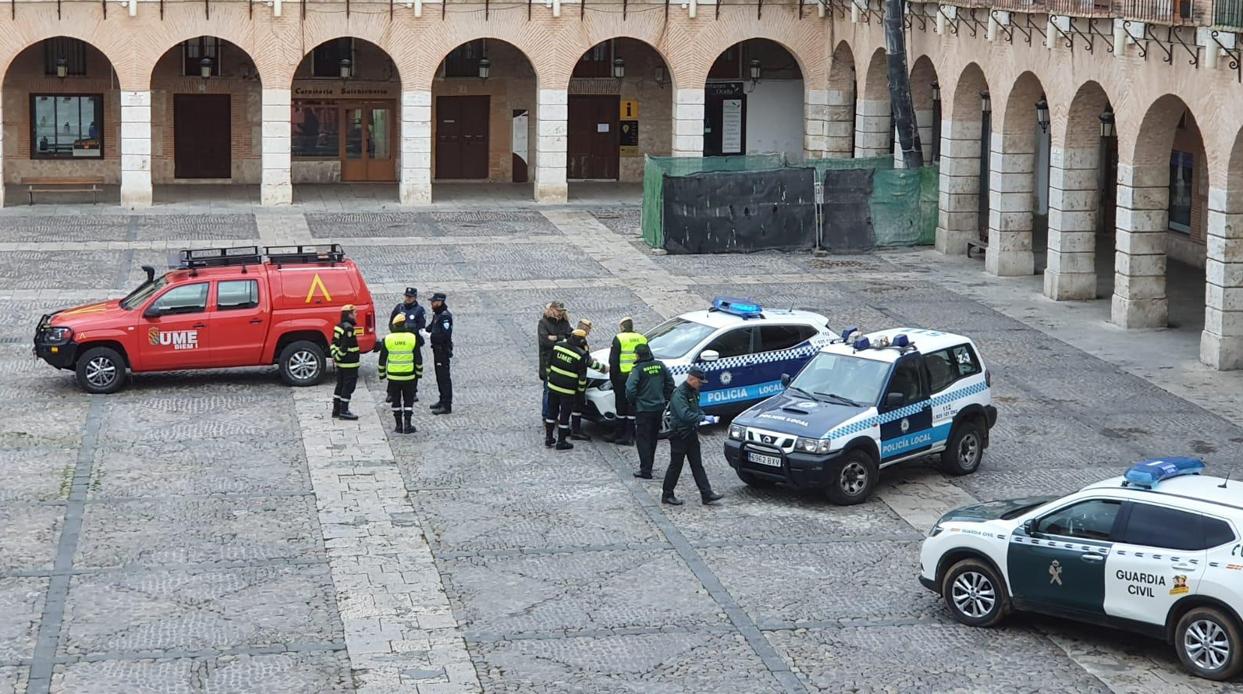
{"left": 330, "top": 304, "right": 361, "bottom": 421}
{"left": 663, "top": 367, "right": 724, "bottom": 506}
{"left": 389, "top": 288, "right": 426, "bottom": 403}
{"left": 625, "top": 343, "right": 673, "bottom": 479}
{"left": 428, "top": 292, "right": 454, "bottom": 415}
{"left": 544, "top": 329, "right": 589, "bottom": 450}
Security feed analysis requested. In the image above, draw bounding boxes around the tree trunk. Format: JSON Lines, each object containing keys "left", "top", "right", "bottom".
{"left": 885, "top": 0, "right": 924, "bottom": 169}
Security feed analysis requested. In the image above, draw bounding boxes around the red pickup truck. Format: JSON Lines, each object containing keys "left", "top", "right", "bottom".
{"left": 34, "top": 244, "right": 377, "bottom": 393}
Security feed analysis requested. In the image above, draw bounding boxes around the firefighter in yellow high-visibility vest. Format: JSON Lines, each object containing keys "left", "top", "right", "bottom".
{"left": 378, "top": 314, "right": 423, "bottom": 434}
{"left": 607, "top": 317, "right": 648, "bottom": 446}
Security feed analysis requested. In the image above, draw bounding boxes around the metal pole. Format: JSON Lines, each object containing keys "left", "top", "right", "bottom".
{"left": 885, "top": 0, "right": 923, "bottom": 168}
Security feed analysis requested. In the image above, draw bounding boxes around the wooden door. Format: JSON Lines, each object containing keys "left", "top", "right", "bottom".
{"left": 173, "top": 94, "right": 231, "bottom": 179}
{"left": 436, "top": 96, "right": 490, "bottom": 180}
{"left": 567, "top": 95, "right": 619, "bottom": 180}
{"left": 341, "top": 102, "right": 396, "bottom": 182}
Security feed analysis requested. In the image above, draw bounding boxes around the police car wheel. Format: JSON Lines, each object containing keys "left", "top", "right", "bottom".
{"left": 279, "top": 340, "right": 326, "bottom": 387}
{"left": 942, "top": 559, "right": 1009, "bottom": 628}
{"left": 1176, "top": 607, "right": 1243, "bottom": 680}
{"left": 75, "top": 346, "right": 126, "bottom": 394}
{"left": 940, "top": 417, "right": 985, "bottom": 476}
{"left": 825, "top": 451, "right": 876, "bottom": 505}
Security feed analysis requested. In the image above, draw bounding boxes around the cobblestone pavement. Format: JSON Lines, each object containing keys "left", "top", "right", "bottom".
{"left": 1, "top": 205, "right": 1243, "bottom": 693}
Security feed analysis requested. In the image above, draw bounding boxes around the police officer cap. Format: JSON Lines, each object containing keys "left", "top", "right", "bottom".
{"left": 431, "top": 292, "right": 447, "bottom": 302}
{"left": 391, "top": 313, "right": 407, "bottom": 326}
{"left": 687, "top": 366, "right": 706, "bottom": 379}
{"left": 404, "top": 287, "right": 417, "bottom": 297}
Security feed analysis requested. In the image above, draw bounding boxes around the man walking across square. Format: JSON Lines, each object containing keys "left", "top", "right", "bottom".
{"left": 662, "top": 367, "right": 724, "bottom": 506}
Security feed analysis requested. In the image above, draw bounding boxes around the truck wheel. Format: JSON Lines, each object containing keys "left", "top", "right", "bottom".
{"left": 75, "top": 346, "right": 126, "bottom": 394}
{"left": 1175, "top": 606, "right": 1243, "bottom": 681}
{"left": 941, "top": 558, "right": 1010, "bottom": 628}
{"left": 279, "top": 340, "right": 325, "bottom": 387}
{"left": 940, "top": 417, "right": 985, "bottom": 476}
{"left": 825, "top": 450, "right": 877, "bottom": 505}
{"left": 736, "top": 470, "right": 776, "bottom": 488}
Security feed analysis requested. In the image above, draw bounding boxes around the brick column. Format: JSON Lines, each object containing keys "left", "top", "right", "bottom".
{"left": 120, "top": 90, "right": 152, "bottom": 209}
{"left": 260, "top": 88, "right": 292, "bottom": 206}
{"left": 804, "top": 88, "right": 829, "bottom": 158}
{"left": 853, "top": 99, "right": 889, "bottom": 158}
{"left": 935, "top": 118, "right": 983, "bottom": 255}
{"left": 825, "top": 87, "right": 853, "bottom": 158}
{"left": 1201, "top": 187, "right": 1243, "bottom": 369}
{"left": 984, "top": 133, "right": 1036, "bottom": 277}
{"left": 399, "top": 88, "right": 432, "bottom": 205}
{"left": 534, "top": 88, "right": 568, "bottom": 203}
{"left": 1110, "top": 163, "right": 1168, "bottom": 328}
{"left": 672, "top": 88, "right": 704, "bottom": 157}
{"left": 1043, "top": 146, "right": 1099, "bottom": 299}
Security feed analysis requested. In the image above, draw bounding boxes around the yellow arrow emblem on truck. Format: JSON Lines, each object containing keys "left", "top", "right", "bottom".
{"left": 305, "top": 273, "right": 333, "bottom": 303}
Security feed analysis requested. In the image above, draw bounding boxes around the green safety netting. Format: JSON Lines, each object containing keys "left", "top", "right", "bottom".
{"left": 641, "top": 153, "right": 938, "bottom": 250}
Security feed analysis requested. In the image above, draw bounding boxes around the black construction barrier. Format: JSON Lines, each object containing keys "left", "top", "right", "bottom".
{"left": 660, "top": 167, "right": 817, "bottom": 254}
{"left": 821, "top": 168, "right": 877, "bottom": 253}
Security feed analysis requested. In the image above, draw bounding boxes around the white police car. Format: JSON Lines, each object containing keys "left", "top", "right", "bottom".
{"left": 724, "top": 327, "right": 996, "bottom": 504}
{"left": 920, "top": 457, "right": 1243, "bottom": 681}
{"left": 583, "top": 297, "right": 833, "bottom": 421}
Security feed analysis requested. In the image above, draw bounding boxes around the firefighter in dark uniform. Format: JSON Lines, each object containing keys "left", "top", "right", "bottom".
{"left": 378, "top": 314, "right": 422, "bottom": 433}
{"left": 625, "top": 343, "right": 673, "bottom": 479}
{"left": 428, "top": 292, "right": 453, "bottom": 415}
{"left": 388, "top": 287, "right": 426, "bottom": 403}
{"left": 608, "top": 317, "right": 647, "bottom": 446}
{"left": 570, "top": 318, "right": 606, "bottom": 441}
{"left": 330, "top": 304, "right": 361, "bottom": 421}
{"left": 544, "top": 329, "right": 589, "bottom": 450}
{"left": 662, "top": 367, "right": 724, "bottom": 506}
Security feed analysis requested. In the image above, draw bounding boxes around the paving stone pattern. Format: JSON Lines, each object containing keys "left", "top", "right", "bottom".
{"left": 0, "top": 209, "right": 1240, "bottom": 692}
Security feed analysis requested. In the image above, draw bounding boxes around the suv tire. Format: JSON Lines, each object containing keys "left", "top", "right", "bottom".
{"left": 825, "top": 450, "right": 877, "bottom": 505}
{"left": 278, "top": 340, "right": 326, "bottom": 387}
{"left": 940, "top": 417, "right": 985, "bottom": 476}
{"left": 1175, "top": 606, "right": 1243, "bottom": 680}
{"left": 942, "top": 558, "right": 1009, "bottom": 628}
{"left": 75, "top": 346, "right": 127, "bottom": 394}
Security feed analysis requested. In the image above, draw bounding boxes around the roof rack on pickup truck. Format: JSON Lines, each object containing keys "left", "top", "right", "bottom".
{"left": 265, "top": 244, "right": 345, "bottom": 266}
{"left": 177, "top": 246, "right": 264, "bottom": 270}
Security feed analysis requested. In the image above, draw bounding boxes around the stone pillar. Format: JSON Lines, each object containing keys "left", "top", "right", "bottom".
{"left": 916, "top": 108, "right": 934, "bottom": 163}
{"left": 1201, "top": 187, "right": 1243, "bottom": 369}
{"left": 935, "top": 118, "right": 983, "bottom": 255}
{"left": 825, "top": 87, "right": 853, "bottom": 158}
{"left": 120, "top": 90, "right": 152, "bottom": 209}
{"left": 400, "top": 88, "right": 432, "bottom": 205}
{"left": 853, "top": 99, "right": 889, "bottom": 158}
{"left": 984, "top": 132, "right": 1036, "bottom": 277}
{"left": 1043, "top": 146, "right": 1099, "bottom": 300}
{"left": 672, "top": 88, "right": 704, "bottom": 157}
{"left": 260, "top": 88, "right": 292, "bottom": 206}
{"left": 1111, "top": 163, "right": 1169, "bottom": 328}
{"left": 535, "top": 88, "right": 568, "bottom": 203}
{"left": 804, "top": 88, "right": 829, "bottom": 159}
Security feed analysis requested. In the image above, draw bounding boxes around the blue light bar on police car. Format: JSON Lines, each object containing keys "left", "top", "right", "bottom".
{"left": 840, "top": 326, "right": 859, "bottom": 342}
{"left": 892, "top": 334, "right": 910, "bottom": 348}
{"left": 712, "top": 297, "right": 763, "bottom": 319}
{"left": 1123, "top": 457, "right": 1205, "bottom": 488}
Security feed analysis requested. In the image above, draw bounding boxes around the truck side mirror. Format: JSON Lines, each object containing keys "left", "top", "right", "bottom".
{"left": 143, "top": 304, "right": 167, "bottom": 319}
{"left": 780, "top": 373, "right": 791, "bottom": 387}
{"left": 699, "top": 349, "right": 720, "bottom": 362}
{"left": 1023, "top": 519, "right": 1037, "bottom": 535}
{"left": 884, "top": 392, "right": 904, "bottom": 409}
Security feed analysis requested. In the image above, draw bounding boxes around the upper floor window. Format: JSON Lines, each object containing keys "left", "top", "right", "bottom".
{"left": 43, "top": 38, "right": 87, "bottom": 77}
{"left": 573, "top": 41, "right": 613, "bottom": 78}
{"left": 313, "top": 38, "right": 354, "bottom": 78}
{"left": 443, "top": 40, "right": 485, "bottom": 78}
{"left": 183, "top": 37, "right": 221, "bottom": 77}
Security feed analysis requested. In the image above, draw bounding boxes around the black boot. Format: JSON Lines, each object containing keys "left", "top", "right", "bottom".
{"left": 617, "top": 419, "right": 634, "bottom": 447}
{"left": 403, "top": 413, "right": 415, "bottom": 434}
{"left": 633, "top": 471, "right": 653, "bottom": 479}
{"left": 555, "top": 427, "right": 574, "bottom": 450}
{"left": 393, "top": 412, "right": 404, "bottom": 434}
{"left": 431, "top": 403, "right": 451, "bottom": 415}
{"left": 544, "top": 422, "right": 556, "bottom": 448}
{"left": 662, "top": 493, "right": 683, "bottom": 506}
{"left": 570, "top": 415, "right": 591, "bottom": 441}
{"left": 338, "top": 400, "right": 358, "bottom": 421}
{"left": 332, "top": 400, "right": 341, "bottom": 419}
{"left": 701, "top": 491, "right": 724, "bottom": 505}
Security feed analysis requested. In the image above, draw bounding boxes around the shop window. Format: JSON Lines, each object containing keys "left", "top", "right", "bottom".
{"left": 292, "top": 101, "right": 341, "bottom": 158}
{"left": 313, "top": 39, "right": 354, "bottom": 78}
{"left": 31, "top": 94, "right": 103, "bottom": 159}
{"left": 183, "top": 37, "right": 221, "bottom": 77}
{"left": 443, "top": 40, "right": 485, "bottom": 78}
{"left": 43, "top": 38, "right": 87, "bottom": 76}
{"left": 1169, "top": 150, "right": 1194, "bottom": 233}
{"left": 573, "top": 41, "right": 613, "bottom": 78}
{"left": 708, "top": 45, "right": 741, "bottom": 80}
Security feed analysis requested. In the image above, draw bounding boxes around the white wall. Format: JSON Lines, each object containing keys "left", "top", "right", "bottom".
{"left": 746, "top": 79, "right": 804, "bottom": 161}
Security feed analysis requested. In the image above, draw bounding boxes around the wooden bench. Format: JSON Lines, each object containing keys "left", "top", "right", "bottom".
{"left": 967, "top": 239, "right": 987, "bottom": 259}
{"left": 21, "top": 176, "right": 105, "bottom": 205}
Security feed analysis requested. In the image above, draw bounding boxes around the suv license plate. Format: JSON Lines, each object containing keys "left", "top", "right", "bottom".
{"left": 748, "top": 452, "right": 782, "bottom": 467}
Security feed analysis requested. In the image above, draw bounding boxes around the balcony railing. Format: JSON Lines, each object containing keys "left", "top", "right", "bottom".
{"left": 1118, "top": 0, "right": 1198, "bottom": 22}
{"left": 1215, "top": 0, "right": 1243, "bottom": 26}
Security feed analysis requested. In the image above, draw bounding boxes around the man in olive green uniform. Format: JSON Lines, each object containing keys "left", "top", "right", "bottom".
{"left": 625, "top": 343, "right": 673, "bottom": 479}
{"left": 378, "top": 314, "right": 423, "bottom": 434}
{"left": 608, "top": 317, "right": 648, "bottom": 446}
{"left": 662, "top": 367, "right": 724, "bottom": 506}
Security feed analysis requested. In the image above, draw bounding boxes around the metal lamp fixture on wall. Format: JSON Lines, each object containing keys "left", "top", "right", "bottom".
{"left": 1100, "top": 106, "right": 1115, "bottom": 138}
{"left": 749, "top": 59, "right": 762, "bottom": 85}
{"left": 199, "top": 57, "right": 213, "bottom": 80}
{"left": 931, "top": 81, "right": 940, "bottom": 104}
{"left": 55, "top": 57, "right": 67, "bottom": 79}
{"left": 1035, "top": 96, "right": 1050, "bottom": 133}
{"left": 339, "top": 58, "right": 352, "bottom": 80}
{"left": 478, "top": 57, "right": 491, "bottom": 80}
{"left": 612, "top": 57, "right": 625, "bottom": 80}
{"left": 980, "top": 90, "right": 991, "bottom": 114}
